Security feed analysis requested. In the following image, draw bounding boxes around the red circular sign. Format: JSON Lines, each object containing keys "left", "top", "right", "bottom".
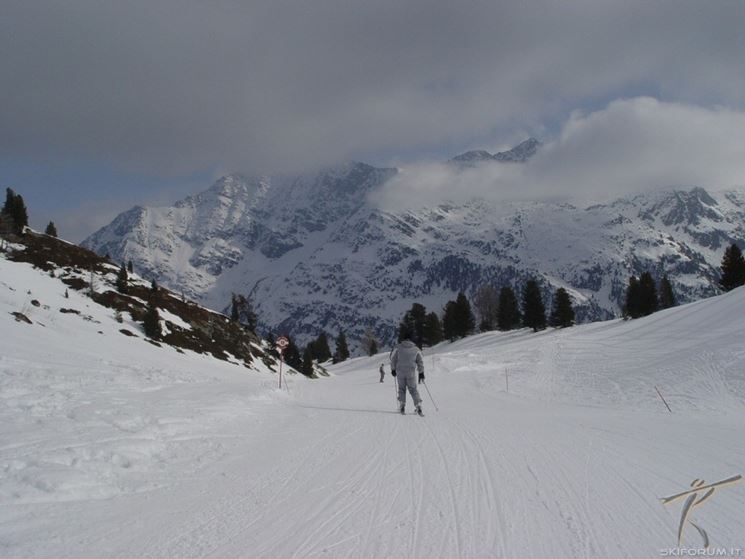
{"left": 276, "top": 336, "right": 289, "bottom": 350}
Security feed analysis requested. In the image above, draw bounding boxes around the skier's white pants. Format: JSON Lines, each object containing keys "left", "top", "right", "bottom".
{"left": 397, "top": 372, "right": 422, "bottom": 407}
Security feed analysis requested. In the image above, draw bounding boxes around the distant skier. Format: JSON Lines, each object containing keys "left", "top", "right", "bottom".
{"left": 390, "top": 330, "right": 425, "bottom": 415}
{"left": 379, "top": 363, "right": 385, "bottom": 383}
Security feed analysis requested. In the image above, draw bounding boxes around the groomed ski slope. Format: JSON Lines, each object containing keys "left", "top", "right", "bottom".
{"left": 2, "top": 254, "right": 745, "bottom": 558}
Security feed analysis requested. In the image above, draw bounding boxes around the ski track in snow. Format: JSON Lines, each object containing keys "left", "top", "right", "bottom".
{"left": 2, "top": 254, "right": 745, "bottom": 558}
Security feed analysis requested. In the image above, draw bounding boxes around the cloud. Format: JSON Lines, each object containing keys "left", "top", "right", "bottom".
{"left": 1, "top": 1, "right": 744, "bottom": 176}
{"left": 370, "top": 98, "right": 745, "bottom": 209}
{"left": 52, "top": 203, "right": 126, "bottom": 245}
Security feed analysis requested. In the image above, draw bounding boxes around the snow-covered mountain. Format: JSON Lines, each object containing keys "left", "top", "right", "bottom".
{"left": 82, "top": 143, "right": 745, "bottom": 350}
{"left": 451, "top": 137, "right": 542, "bottom": 165}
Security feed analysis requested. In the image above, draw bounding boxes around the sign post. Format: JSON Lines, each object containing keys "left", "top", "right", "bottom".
{"left": 276, "top": 335, "right": 289, "bottom": 389}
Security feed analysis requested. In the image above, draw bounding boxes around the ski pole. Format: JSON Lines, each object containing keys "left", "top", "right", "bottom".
{"left": 394, "top": 376, "right": 399, "bottom": 410}
{"left": 422, "top": 380, "right": 439, "bottom": 412}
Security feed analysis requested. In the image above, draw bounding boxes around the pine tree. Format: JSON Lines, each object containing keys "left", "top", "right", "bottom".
{"left": 456, "top": 292, "right": 476, "bottom": 336}
{"left": 624, "top": 276, "right": 642, "bottom": 318}
{"left": 143, "top": 299, "right": 162, "bottom": 339}
{"left": 658, "top": 275, "right": 676, "bottom": 309}
{"left": 549, "top": 287, "right": 575, "bottom": 328}
{"left": 2, "top": 188, "right": 29, "bottom": 235}
{"left": 638, "top": 272, "right": 659, "bottom": 316}
{"left": 127, "top": 260, "right": 134, "bottom": 274}
{"left": 283, "top": 337, "right": 302, "bottom": 370}
{"left": 410, "top": 303, "right": 427, "bottom": 346}
{"left": 442, "top": 300, "right": 458, "bottom": 341}
{"left": 116, "top": 264, "right": 129, "bottom": 294}
{"left": 313, "top": 332, "right": 332, "bottom": 362}
{"left": 301, "top": 345, "right": 315, "bottom": 377}
{"left": 720, "top": 243, "right": 745, "bottom": 292}
{"left": 442, "top": 292, "right": 476, "bottom": 341}
{"left": 522, "top": 279, "right": 546, "bottom": 332}
{"left": 333, "top": 330, "right": 350, "bottom": 363}
{"left": 230, "top": 293, "right": 258, "bottom": 331}
{"left": 45, "top": 221, "right": 58, "bottom": 237}
{"left": 361, "top": 328, "right": 379, "bottom": 356}
{"left": 497, "top": 286, "right": 521, "bottom": 330}
{"left": 398, "top": 316, "right": 414, "bottom": 343}
{"left": 398, "top": 303, "right": 427, "bottom": 346}
{"left": 265, "top": 331, "right": 278, "bottom": 357}
{"left": 2, "top": 188, "right": 11, "bottom": 228}
{"left": 474, "top": 284, "right": 499, "bottom": 331}
{"left": 422, "top": 312, "right": 443, "bottom": 346}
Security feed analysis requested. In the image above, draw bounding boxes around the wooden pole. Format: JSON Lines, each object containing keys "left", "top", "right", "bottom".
{"left": 655, "top": 385, "right": 672, "bottom": 413}
{"left": 279, "top": 354, "right": 283, "bottom": 389}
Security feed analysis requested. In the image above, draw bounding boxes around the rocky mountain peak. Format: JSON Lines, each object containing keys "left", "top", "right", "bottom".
{"left": 494, "top": 137, "right": 541, "bottom": 162}
{"left": 451, "top": 138, "right": 541, "bottom": 166}
{"left": 641, "top": 186, "right": 724, "bottom": 228}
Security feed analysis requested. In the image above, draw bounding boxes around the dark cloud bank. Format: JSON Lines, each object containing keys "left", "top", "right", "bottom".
{"left": 2, "top": 0, "right": 745, "bottom": 236}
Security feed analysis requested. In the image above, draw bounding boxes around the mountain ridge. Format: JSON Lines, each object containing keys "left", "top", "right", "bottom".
{"left": 81, "top": 143, "right": 745, "bottom": 351}
{"left": 451, "top": 137, "right": 542, "bottom": 165}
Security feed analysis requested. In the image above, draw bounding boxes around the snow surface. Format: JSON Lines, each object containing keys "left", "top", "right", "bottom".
{"left": 2, "top": 252, "right": 745, "bottom": 558}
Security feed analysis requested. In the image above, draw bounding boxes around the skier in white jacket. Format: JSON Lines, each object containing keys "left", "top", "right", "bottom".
{"left": 390, "top": 331, "right": 425, "bottom": 415}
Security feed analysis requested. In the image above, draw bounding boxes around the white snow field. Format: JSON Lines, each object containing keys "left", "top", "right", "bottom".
{"left": 2, "top": 252, "right": 745, "bottom": 558}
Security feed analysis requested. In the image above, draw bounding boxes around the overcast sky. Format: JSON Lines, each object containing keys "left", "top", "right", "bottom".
{"left": 2, "top": 0, "right": 745, "bottom": 240}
